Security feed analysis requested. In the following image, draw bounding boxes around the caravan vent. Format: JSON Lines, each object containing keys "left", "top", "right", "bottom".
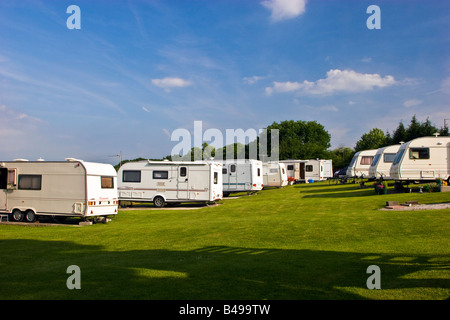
{"left": 13, "top": 159, "right": 29, "bottom": 162}
{"left": 65, "top": 158, "right": 83, "bottom": 162}
{"left": 37, "top": 158, "right": 45, "bottom": 161}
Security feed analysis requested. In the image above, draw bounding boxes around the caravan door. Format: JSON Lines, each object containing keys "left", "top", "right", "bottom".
{"left": 0, "top": 168, "right": 7, "bottom": 210}
{"left": 177, "top": 166, "right": 189, "bottom": 199}
{"left": 228, "top": 164, "right": 237, "bottom": 191}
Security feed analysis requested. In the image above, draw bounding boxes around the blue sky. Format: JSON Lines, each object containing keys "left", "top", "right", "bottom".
{"left": 1, "top": 0, "right": 449, "bottom": 164}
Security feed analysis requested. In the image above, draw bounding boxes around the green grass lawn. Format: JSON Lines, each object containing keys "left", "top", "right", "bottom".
{"left": 0, "top": 182, "right": 449, "bottom": 300}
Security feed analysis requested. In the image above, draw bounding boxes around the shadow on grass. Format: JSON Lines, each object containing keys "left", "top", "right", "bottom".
{"left": 0, "top": 240, "right": 448, "bottom": 300}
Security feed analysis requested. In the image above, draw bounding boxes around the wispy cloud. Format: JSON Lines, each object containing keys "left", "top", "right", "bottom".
{"left": 243, "top": 76, "right": 266, "bottom": 85}
{"left": 261, "top": 0, "right": 307, "bottom": 22}
{"left": 265, "top": 69, "right": 396, "bottom": 96}
{"left": 403, "top": 99, "right": 423, "bottom": 108}
{"left": 151, "top": 77, "right": 192, "bottom": 91}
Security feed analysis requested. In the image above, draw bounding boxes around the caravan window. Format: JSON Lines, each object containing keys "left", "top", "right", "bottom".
{"left": 393, "top": 149, "right": 405, "bottom": 165}
{"left": 18, "top": 175, "right": 41, "bottom": 190}
{"left": 270, "top": 168, "right": 278, "bottom": 173}
{"left": 230, "top": 165, "right": 236, "bottom": 173}
{"left": 383, "top": 153, "right": 396, "bottom": 163}
{"left": 153, "top": 171, "right": 168, "bottom": 179}
{"left": 214, "top": 172, "right": 218, "bottom": 184}
{"left": 305, "top": 165, "right": 313, "bottom": 172}
{"left": 287, "top": 165, "right": 294, "bottom": 170}
{"left": 180, "top": 167, "right": 187, "bottom": 177}
{"left": 101, "top": 176, "right": 114, "bottom": 189}
{"left": 409, "top": 148, "right": 429, "bottom": 160}
{"left": 123, "top": 170, "right": 141, "bottom": 183}
{"left": 222, "top": 168, "right": 227, "bottom": 174}
{"left": 360, "top": 156, "right": 374, "bottom": 165}
{"left": 372, "top": 154, "right": 381, "bottom": 166}
{"left": 257, "top": 168, "right": 261, "bottom": 176}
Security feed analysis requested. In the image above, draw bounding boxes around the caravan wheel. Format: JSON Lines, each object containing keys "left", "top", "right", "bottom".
{"left": 11, "top": 209, "right": 24, "bottom": 222}
{"left": 153, "top": 196, "right": 165, "bottom": 208}
{"left": 25, "top": 210, "right": 36, "bottom": 223}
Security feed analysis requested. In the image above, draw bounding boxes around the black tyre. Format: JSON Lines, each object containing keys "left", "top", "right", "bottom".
{"left": 25, "top": 210, "right": 36, "bottom": 223}
{"left": 11, "top": 209, "right": 24, "bottom": 222}
{"left": 153, "top": 196, "right": 165, "bottom": 208}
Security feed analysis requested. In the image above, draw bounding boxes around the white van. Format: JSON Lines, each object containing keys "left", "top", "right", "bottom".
{"left": 0, "top": 158, "right": 118, "bottom": 222}
{"left": 390, "top": 136, "right": 450, "bottom": 182}
{"left": 221, "top": 159, "right": 263, "bottom": 196}
{"left": 117, "top": 160, "right": 223, "bottom": 207}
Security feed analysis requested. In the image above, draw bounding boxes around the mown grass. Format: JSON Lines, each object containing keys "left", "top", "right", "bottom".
{"left": 0, "top": 181, "right": 449, "bottom": 300}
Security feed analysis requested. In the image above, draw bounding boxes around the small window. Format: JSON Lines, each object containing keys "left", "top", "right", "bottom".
{"left": 123, "top": 170, "right": 141, "bottom": 183}
{"left": 409, "top": 148, "right": 429, "bottom": 160}
{"left": 305, "top": 165, "right": 313, "bottom": 172}
{"left": 269, "top": 168, "right": 278, "bottom": 173}
{"left": 101, "top": 176, "right": 114, "bottom": 189}
{"left": 287, "top": 165, "right": 294, "bottom": 170}
{"left": 360, "top": 156, "right": 374, "bottom": 165}
{"left": 383, "top": 153, "right": 396, "bottom": 163}
{"left": 180, "top": 167, "right": 187, "bottom": 177}
{"left": 257, "top": 168, "right": 261, "bottom": 176}
{"left": 222, "top": 168, "right": 227, "bottom": 174}
{"left": 18, "top": 175, "right": 42, "bottom": 190}
{"left": 7, "top": 169, "right": 17, "bottom": 185}
{"left": 282, "top": 168, "right": 285, "bottom": 174}
{"left": 230, "top": 165, "right": 236, "bottom": 173}
{"left": 153, "top": 170, "right": 168, "bottom": 179}
{"left": 214, "top": 172, "right": 218, "bottom": 184}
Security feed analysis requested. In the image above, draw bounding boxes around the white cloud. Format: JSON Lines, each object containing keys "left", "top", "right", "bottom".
{"left": 151, "top": 77, "right": 192, "bottom": 91}
{"left": 142, "top": 106, "right": 150, "bottom": 112}
{"left": 265, "top": 69, "right": 396, "bottom": 96}
{"left": 261, "top": 0, "right": 307, "bottom": 22}
{"left": 265, "top": 81, "right": 303, "bottom": 95}
{"left": 243, "top": 76, "right": 265, "bottom": 85}
{"left": 403, "top": 99, "right": 423, "bottom": 108}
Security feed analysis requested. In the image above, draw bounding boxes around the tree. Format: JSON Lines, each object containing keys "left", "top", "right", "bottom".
{"left": 266, "top": 120, "right": 331, "bottom": 160}
{"left": 392, "top": 122, "right": 407, "bottom": 144}
{"left": 354, "top": 128, "right": 387, "bottom": 152}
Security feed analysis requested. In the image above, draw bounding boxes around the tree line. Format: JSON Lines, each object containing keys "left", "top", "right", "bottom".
{"left": 117, "top": 115, "right": 448, "bottom": 171}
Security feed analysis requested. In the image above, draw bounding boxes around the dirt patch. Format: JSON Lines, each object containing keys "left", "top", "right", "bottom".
{"left": 380, "top": 202, "right": 450, "bottom": 211}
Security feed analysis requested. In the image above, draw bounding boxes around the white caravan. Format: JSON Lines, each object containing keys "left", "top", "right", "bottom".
{"left": 279, "top": 160, "right": 308, "bottom": 183}
{"left": 262, "top": 162, "right": 288, "bottom": 188}
{"left": 117, "top": 160, "right": 223, "bottom": 207}
{"left": 346, "top": 149, "right": 378, "bottom": 178}
{"left": 221, "top": 159, "right": 263, "bottom": 196}
{"left": 390, "top": 136, "right": 450, "bottom": 182}
{"left": 368, "top": 144, "right": 401, "bottom": 180}
{"left": 303, "top": 159, "right": 333, "bottom": 182}
{"left": 0, "top": 158, "right": 118, "bottom": 222}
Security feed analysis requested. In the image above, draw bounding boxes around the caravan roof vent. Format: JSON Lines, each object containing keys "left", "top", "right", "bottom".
{"left": 13, "top": 159, "right": 29, "bottom": 162}
{"left": 65, "top": 158, "right": 83, "bottom": 162}
{"left": 37, "top": 158, "right": 45, "bottom": 161}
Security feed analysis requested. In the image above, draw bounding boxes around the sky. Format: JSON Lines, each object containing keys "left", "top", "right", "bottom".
{"left": 1, "top": 0, "right": 449, "bottom": 164}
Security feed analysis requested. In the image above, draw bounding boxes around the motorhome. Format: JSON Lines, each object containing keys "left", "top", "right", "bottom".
{"left": 221, "top": 159, "right": 263, "bottom": 196}
{"left": 368, "top": 144, "right": 401, "bottom": 180}
{"left": 390, "top": 136, "right": 450, "bottom": 183}
{"left": 117, "top": 160, "right": 223, "bottom": 207}
{"left": 262, "top": 162, "right": 288, "bottom": 188}
{"left": 0, "top": 158, "right": 118, "bottom": 222}
{"left": 303, "top": 159, "right": 333, "bottom": 182}
{"left": 346, "top": 149, "right": 378, "bottom": 178}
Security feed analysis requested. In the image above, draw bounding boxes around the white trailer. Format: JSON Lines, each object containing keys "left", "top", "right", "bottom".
{"left": 0, "top": 158, "right": 118, "bottom": 222}
{"left": 221, "top": 159, "right": 263, "bottom": 196}
{"left": 303, "top": 159, "right": 333, "bottom": 182}
{"left": 346, "top": 149, "right": 378, "bottom": 178}
{"left": 279, "top": 160, "right": 308, "bottom": 183}
{"left": 117, "top": 160, "right": 223, "bottom": 207}
{"left": 262, "top": 162, "right": 288, "bottom": 188}
{"left": 390, "top": 136, "right": 450, "bottom": 183}
{"left": 368, "top": 144, "right": 401, "bottom": 180}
